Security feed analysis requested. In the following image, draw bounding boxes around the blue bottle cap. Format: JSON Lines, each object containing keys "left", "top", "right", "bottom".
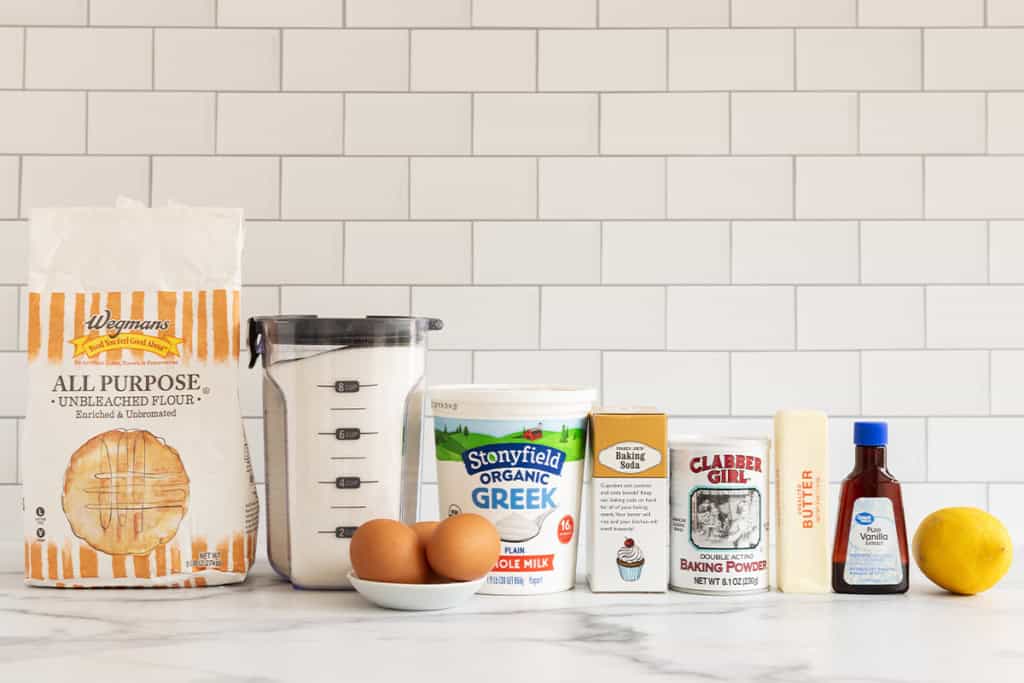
{"left": 854, "top": 421, "right": 888, "bottom": 446}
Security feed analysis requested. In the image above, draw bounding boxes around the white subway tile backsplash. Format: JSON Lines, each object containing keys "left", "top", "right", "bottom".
{"left": 604, "top": 351, "right": 729, "bottom": 415}
{"left": 861, "top": 222, "right": 988, "bottom": 284}
{"left": 797, "top": 157, "right": 922, "bottom": 219}
{"left": 426, "top": 350, "right": 473, "bottom": 387}
{"left": 0, "top": 160, "right": 17, "bottom": 219}
{"left": 859, "top": 0, "right": 983, "bottom": 27}
{"left": 603, "top": 222, "right": 730, "bottom": 284}
{"left": 829, "top": 417, "right": 927, "bottom": 482}
{"left": 475, "top": 351, "right": 601, "bottom": 388}
{"left": 89, "top": 93, "right": 215, "bottom": 154}
{"left": 0, "top": 421, "right": 15, "bottom": 482}
{"left": 217, "top": 0, "right": 343, "bottom": 27}
{"left": 733, "top": 0, "right": 855, "bottom": 27}
{"left": 797, "top": 287, "right": 925, "bottom": 349}
{"left": 599, "top": 0, "right": 728, "bottom": 27}
{"left": 22, "top": 156, "right": 149, "bottom": 216}
{"left": 927, "top": 286, "right": 1024, "bottom": 348}
{"left": 601, "top": 93, "right": 729, "bottom": 154}
{"left": 540, "top": 158, "right": 664, "bottom": 219}
{"left": 860, "top": 94, "right": 985, "bottom": 154}
{"left": 475, "top": 222, "right": 600, "bottom": 284}
{"left": 901, "top": 483, "right": 987, "bottom": 538}
{"left": 669, "top": 29, "right": 794, "bottom": 90}
{"left": 987, "top": 94, "right": 1024, "bottom": 154}
{"left": 989, "top": 486, "right": 1024, "bottom": 550}
{"left": 284, "top": 30, "right": 408, "bottom": 91}
{"left": 153, "top": 157, "right": 278, "bottom": 219}
{"left": 413, "top": 287, "right": 539, "bottom": 349}
{"left": 26, "top": 28, "right": 150, "bottom": 88}
{"left": 217, "top": 94, "right": 343, "bottom": 155}
{"left": 0, "top": 0, "right": 86, "bottom": 25}
{"left": 731, "top": 352, "right": 860, "bottom": 416}
{"left": 474, "top": 94, "right": 598, "bottom": 155}
{"left": 0, "top": 353, "right": 27, "bottom": 416}
{"left": 412, "top": 158, "right": 536, "bottom": 220}
{"left": 0, "top": 92, "right": 85, "bottom": 154}
{"left": 988, "top": 0, "right": 1024, "bottom": 25}
{"left": 156, "top": 29, "right": 279, "bottom": 90}
{"left": 992, "top": 351, "right": 1024, "bottom": 415}
{"left": 668, "top": 158, "right": 792, "bottom": 219}
{"left": 0, "top": 288, "right": 16, "bottom": 351}
{"left": 282, "top": 157, "right": 407, "bottom": 220}
{"left": 0, "top": 222, "right": 27, "bottom": 284}
{"left": 731, "top": 93, "right": 857, "bottom": 155}
{"left": 0, "top": 29, "right": 22, "bottom": 87}
{"left": 90, "top": 0, "right": 214, "bottom": 26}
{"left": 243, "top": 222, "right": 343, "bottom": 285}
{"left": 347, "top": 0, "right": 470, "bottom": 27}
{"left": 239, "top": 286, "right": 279, "bottom": 335}
{"left": 990, "top": 223, "right": 1024, "bottom": 284}
{"left": 929, "top": 419, "right": 1024, "bottom": 482}
{"left": 281, "top": 286, "right": 410, "bottom": 317}
{"left": 862, "top": 351, "right": 989, "bottom": 416}
{"left": 796, "top": 29, "right": 920, "bottom": 90}
{"left": 413, "top": 30, "right": 535, "bottom": 91}
{"left": 474, "top": 0, "right": 596, "bottom": 27}
{"left": 346, "top": 222, "right": 472, "bottom": 284}
{"left": 667, "top": 286, "right": 795, "bottom": 350}
{"left": 925, "top": 29, "right": 1024, "bottom": 90}
{"left": 732, "top": 221, "right": 859, "bottom": 284}
{"left": 347, "top": 94, "right": 469, "bottom": 156}
{"left": 539, "top": 29, "right": 665, "bottom": 91}
{"left": 541, "top": 287, "right": 665, "bottom": 349}
{"left": 926, "top": 158, "right": 1024, "bottom": 219}
{"left": 668, "top": 417, "right": 772, "bottom": 439}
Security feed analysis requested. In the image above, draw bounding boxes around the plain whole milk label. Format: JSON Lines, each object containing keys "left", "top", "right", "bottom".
{"left": 670, "top": 441, "right": 770, "bottom": 593}
{"left": 843, "top": 497, "right": 904, "bottom": 586}
{"left": 434, "top": 415, "right": 586, "bottom": 595}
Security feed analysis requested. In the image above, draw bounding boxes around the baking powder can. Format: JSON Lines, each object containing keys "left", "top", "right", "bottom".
{"left": 669, "top": 436, "right": 771, "bottom": 594}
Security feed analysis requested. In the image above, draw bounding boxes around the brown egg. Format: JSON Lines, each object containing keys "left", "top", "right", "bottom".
{"left": 350, "top": 519, "right": 432, "bottom": 584}
{"left": 411, "top": 521, "right": 439, "bottom": 548}
{"left": 427, "top": 513, "right": 501, "bottom": 582}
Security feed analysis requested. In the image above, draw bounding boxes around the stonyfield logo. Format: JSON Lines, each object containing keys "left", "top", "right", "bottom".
{"left": 462, "top": 443, "right": 566, "bottom": 478}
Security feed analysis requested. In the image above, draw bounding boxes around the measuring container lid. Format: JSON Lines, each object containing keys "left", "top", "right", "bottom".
{"left": 247, "top": 315, "right": 442, "bottom": 368}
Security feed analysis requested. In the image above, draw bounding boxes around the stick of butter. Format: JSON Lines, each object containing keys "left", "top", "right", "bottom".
{"left": 774, "top": 410, "right": 830, "bottom": 593}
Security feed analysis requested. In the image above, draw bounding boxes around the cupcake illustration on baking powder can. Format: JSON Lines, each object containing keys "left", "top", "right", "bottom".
{"left": 617, "top": 538, "right": 645, "bottom": 581}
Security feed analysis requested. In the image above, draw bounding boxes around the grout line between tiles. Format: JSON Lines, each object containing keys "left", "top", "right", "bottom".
{"left": 20, "top": 28, "right": 26, "bottom": 88}
{"left": 147, "top": 155, "right": 153, "bottom": 206}
{"left": 342, "top": 0, "right": 346, "bottom": 28}
{"left": 534, "top": 29, "right": 539, "bottom": 92}
{"left": 469, "top": 221, "right": 476, "bottom": 283}
{"left": 277, "top": 156, "right": 283, "bottom": 218}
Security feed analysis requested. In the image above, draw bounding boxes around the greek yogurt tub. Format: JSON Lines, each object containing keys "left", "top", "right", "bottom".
{"left": 430, "top": 385, "right": 596, "bottom": 595}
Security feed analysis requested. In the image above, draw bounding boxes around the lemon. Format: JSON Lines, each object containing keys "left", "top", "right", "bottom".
{"left": 912, "top": 507, "right": 1013, "bottom": 595}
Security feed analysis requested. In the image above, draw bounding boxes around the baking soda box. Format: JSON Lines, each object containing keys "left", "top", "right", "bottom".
{"left": 587, "top": 409, "right": 668, "bottom": 592}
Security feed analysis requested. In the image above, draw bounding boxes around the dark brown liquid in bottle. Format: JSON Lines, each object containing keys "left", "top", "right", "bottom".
{"left": 832, "top": 444, "right": 909, "bottom": 594}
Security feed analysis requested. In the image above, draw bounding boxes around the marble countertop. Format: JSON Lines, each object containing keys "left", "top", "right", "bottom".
{"left": 2, "top": 544, "right": 1020, "bottom": 683}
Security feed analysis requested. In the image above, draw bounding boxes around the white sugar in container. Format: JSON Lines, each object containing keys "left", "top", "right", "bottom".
{"left": 430, "top": 385, "right": 596, "bottom": 595}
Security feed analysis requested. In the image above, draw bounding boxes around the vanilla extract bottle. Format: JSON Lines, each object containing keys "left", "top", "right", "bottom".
{"left": 832, "top": 422, "right": 910, "bottom": 594}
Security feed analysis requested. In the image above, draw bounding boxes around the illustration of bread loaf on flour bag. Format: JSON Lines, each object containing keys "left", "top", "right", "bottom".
{"left": 62, "top": 429, "right": 190, "bottom": 555}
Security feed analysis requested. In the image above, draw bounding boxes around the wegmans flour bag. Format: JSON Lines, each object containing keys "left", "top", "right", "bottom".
{"left": 23, "top": 207, "right": 258, "bottom": 587}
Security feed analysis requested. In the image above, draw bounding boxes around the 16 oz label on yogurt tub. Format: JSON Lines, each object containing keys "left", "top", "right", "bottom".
{"left": 434, "top": 416, "right": 586, "bottom": 595}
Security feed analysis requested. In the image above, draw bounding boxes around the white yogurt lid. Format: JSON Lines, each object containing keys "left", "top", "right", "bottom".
{"left": 669, "top": 434, "right": 771, "bottom": 450}
{"left": 429, "top": 384, "right": 596, "bottom": 405}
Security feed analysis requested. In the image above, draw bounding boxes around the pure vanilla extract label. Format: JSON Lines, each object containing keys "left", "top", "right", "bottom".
{"left": 843, "top": 497, "right": 904, "bottom": 586}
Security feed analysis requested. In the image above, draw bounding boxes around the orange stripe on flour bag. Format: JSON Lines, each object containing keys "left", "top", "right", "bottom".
{"left": 107, "top": 292, "right": 123, "bottom": 362}
{"left": 232, "top": 533, "right": 246, "bottom": 573}
{"left": 134, "top": 555, "right": 151, "bottom": 579}
{"left": 231, "top": 290, "right": 240, "bottom": 360}
{"left": 27, "top": 293, "right": 41, "bottom": 361}
{"left": 216, "top": 538, "right": 230, "bottom": 571}
{"left": 181, "top": 292, "right": 194, "bottom": 361}
{"left": 192, "top": 537, "right": 207, "bottom": 572}
{"left": 79, "top": 547, "right": 99, "bottom": 578}
{"left": 73, "top": 293, "right": 85, "bottom": 337}
{"left": 29, "top": 542, "right": 43, "bottom": 580}
{"left": 89, "top": 292, "right": 101, "bottom": 322}
{"left": 112, "top": 555, "right": 127, "bottom": 579}
{"left": 127, "top": 291, "right": 144, "bottom": 361}
{"left": 158, "top": 291, "right": 177, "bottom": 336}
{"left": 61, "top": 540, "right": 74, "bottom": 579}
{"left": 170, "top": 544, "right": 182, "bottom": 574}
{"left": 212, "top": 289, "right": 229, "bottom": 362}
{"left": 47, "top": 542, "right": 59, "bottom": 580}
{"left": 155, "top": 543, "right": 167, "bottom": 577}
{"left": 196, "top": 291, "right": 208, "bottom": 361}
{"left": 47, "top": 293, "right": 65, "bottom": 363}
{"left": 194, "top": 577, "right": 207, "bottom": 587}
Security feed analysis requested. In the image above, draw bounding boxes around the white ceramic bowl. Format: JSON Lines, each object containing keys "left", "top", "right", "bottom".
{"left": 348, "top": 572, "right": 486, "bottom": 611}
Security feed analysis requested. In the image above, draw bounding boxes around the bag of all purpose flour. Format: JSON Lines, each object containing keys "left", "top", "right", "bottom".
{"left": 22, "top": 206, "right": 259, "bottom": 587}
